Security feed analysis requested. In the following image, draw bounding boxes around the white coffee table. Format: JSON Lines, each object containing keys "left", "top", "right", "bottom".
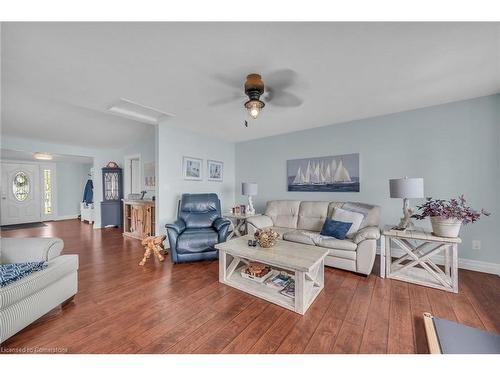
{"left": 215, "top": 235, "right": 329, "bottom": 315}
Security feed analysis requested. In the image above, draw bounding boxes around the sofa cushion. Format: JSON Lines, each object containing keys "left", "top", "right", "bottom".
{"left": 332, "top": 207, "right": 364, "bottom": 239}
{"left": 282, "top": 230, "right": 318, "bottom": 246}
{"left": 342, "top": 202, "right": 381, "bottom": 229}
{"left": 0, "top": 255, "right": 78, "bottom": 310}
{"left": 176, "top": 228, "right": 219, "bottom": 254}
{"left": 282, "top": 230, "right": 357, "bottom": 252}
{"left": 317, "top": 236, "right": 358, "bottom": 252}
{"left": 326, "top": 248, "right": 357, "bottom": 260}
{"left": 265, "top": 201, "right": 301, "bottom": 229}
{"left": 297, "top": 201, "right": 330, "bottom": 231}
{"left": 0, "top": 262, "right": 47, "bottom": 288}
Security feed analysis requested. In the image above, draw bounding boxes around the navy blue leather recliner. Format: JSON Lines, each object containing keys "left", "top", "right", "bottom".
{"left": 165, "top": 193, "right": 231, "bottom": 263}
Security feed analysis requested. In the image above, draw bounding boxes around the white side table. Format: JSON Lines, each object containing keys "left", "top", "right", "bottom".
{"left": 380, "top": 225, "right": 461, "bottom": 293}
{"left": 224, "top": 213, "right": 261, "bottom": 239}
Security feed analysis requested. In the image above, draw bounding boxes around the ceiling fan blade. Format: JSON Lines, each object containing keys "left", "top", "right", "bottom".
{"left": 266, "top": 90, "right": 303, "bottom": 107}
{"left": 213, "top": 74, "right": 245, "bottom": 89}
{"left": 208, "top": 93, "right": 244, "bottom": 106}
{"left": 266, "top": 69, "right": 299, "bottom": 90}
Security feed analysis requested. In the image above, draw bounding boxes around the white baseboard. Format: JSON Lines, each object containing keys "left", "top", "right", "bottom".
{"left": 377, "top": 247, "right": 500, "bottom": 276}
{"left": 54, "top": 215, "right": 79, "bottom": 221}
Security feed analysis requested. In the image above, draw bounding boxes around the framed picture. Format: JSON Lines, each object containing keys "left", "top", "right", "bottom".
{"left": 183, "top": 156, "right": 203, "bottom": 180}
{"left": 287, "top": 153, "right": 360, "bottom": 192}
{"left": 207, "top": 160, "right": 223, "bottom": 182}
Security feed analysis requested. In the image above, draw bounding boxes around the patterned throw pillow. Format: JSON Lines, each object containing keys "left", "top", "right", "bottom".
{"left": 0, "top": 262, "right": 47, "bottom": 288}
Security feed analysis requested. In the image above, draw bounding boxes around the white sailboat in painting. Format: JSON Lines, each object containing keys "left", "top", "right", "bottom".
{"left": 304, "top": 161, "right": 311, "bottom": 184}
{"left": 330, "top": 159, "right": 337, "bottom": 182}
{"left": 323, "top": 164, "right": 332, "bottom": 184}
{"left": 310, "top": 162, "right": 321, "bottom": 184}
{"left": 332, "top": 159, "right": 352, "bottom": 183}
{"left": 292, "top": 166, "right": 305, "bottom": 185}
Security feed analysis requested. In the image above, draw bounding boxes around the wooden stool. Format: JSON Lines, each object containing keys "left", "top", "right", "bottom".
{"left": 139, "top": 235, "right": 167, "bottom": 266}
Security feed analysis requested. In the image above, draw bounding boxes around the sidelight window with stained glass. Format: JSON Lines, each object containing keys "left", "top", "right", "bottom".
{"left": 43, "top": 169, "right": 52, "bottom": 214}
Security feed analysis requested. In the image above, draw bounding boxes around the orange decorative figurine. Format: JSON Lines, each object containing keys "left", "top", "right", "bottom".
{"left": 139, "top": 235, "right": 167, "bottom": 266}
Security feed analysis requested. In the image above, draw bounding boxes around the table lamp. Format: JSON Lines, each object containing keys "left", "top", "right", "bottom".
{"left": 242, "top": 182, "right": 258, "bottom": 215}
{"left": 389, "top": 177, "right": 424, "bottom": 230}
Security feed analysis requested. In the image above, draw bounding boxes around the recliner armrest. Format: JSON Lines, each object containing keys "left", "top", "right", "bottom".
{"left": 213, "top": 217, "right": 231, "bottom": 232}
{"left": 353, "top": 226, "right": 380, "bottom": 244}
{"left": 1, "top": 237, "right": 64, "bottom": 264}
{"left": 165, "top": 219, "right": 186, "bottom": 234}
{"left": 246, "top": 215, "right": 273, "bottom": 229}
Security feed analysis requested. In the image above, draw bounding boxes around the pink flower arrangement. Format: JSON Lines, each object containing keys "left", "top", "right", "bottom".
{"left": 412, "top": 195, "right": 490, "bottom": 224}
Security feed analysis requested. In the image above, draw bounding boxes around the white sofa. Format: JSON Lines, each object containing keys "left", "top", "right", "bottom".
{"left": 0, "top": 237, "right": 78, "bottom": 343}
{"left": 246, "top": 200, "right": 381, "bottom": 275}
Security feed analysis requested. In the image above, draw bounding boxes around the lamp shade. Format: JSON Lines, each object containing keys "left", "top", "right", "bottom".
{"left": 242, "top": 182, "right": 258, "bottom": 196}
{"left": 389, "top": 178, "right": 424, "bottom": 198}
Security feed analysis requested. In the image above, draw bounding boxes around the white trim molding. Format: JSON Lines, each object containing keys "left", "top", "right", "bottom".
{"left": 377, "top": 247, "right": 500, "bottom": 276}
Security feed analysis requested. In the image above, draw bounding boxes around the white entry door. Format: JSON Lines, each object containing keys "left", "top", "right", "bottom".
{"left": 1, "top": 163, "right": 41, "bottom": 225}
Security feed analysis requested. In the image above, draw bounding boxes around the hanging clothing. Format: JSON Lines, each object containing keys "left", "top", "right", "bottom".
{"left": 82, "top": 179, "right": 93, "bottom": 204}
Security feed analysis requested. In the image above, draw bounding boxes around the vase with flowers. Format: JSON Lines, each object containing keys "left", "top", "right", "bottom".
{"left": 411, "top": 195, "right": 490, "bottom": 238}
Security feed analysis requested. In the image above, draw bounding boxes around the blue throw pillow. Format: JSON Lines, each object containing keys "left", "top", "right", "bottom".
{"left": 320, "top": 218, "right": 352, "bottom": 240}
{"left": 0, "top": 262, "right": 47, "bottom": 288}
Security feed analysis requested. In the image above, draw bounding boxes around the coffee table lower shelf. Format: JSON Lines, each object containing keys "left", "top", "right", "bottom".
{"left": 218, "top": 250, "right": 325, "bottom": 315}
{"left": 223, "top": 272, "right": 297, "bottom": 311}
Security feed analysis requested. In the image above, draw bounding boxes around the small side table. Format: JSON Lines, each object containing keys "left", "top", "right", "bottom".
{"left": 224, "top": 213, "right": 261, "bottom": 239}
{"left": 380, "top": 225, "right": 461, "bottom": 293}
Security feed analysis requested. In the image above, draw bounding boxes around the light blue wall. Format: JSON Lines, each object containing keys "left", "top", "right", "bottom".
{"left": 157, "top": 121, "right": 236, "bottom": 230}
{"left": 56, "top": 162, "right": 92, "bottom": 217}
{"left": 236, "top": 95, "right": 500, "bottom": 264}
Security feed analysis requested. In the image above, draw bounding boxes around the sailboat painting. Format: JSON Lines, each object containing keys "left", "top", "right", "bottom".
{"left": 287, "top": 153, "right": 360, "bottom": 192}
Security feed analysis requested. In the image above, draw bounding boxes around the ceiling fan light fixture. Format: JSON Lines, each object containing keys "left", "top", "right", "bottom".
{"left": 245, "top": 99, "right": 265, "bottom": 119}
{"left": 244, "top": 73, "right": 266, "bottom": 119}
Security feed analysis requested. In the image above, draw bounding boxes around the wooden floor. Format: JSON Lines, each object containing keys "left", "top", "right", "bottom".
{"left": 2, "top": 219, "right": 499, "bottom": 354}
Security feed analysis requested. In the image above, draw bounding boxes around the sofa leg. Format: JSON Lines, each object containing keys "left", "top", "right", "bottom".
{"left": 61, "top": 295, "right": 75, "bottom": 308}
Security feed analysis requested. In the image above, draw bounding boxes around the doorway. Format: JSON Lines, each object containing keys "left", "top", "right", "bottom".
{"left": 1, "top": 163, "right": 42, "bottom": 225}
{"left": 124, "top": 154, "right": 142, "bottom": 197}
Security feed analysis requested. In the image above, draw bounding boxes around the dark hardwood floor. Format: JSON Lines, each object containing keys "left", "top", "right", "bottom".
{"left": 1, "top": 219, "right": 499, "bottom": 354}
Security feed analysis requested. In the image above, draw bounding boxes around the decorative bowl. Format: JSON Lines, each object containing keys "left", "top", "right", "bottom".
{"left": 254, "top": 229, "right": 280, "bottom": 248}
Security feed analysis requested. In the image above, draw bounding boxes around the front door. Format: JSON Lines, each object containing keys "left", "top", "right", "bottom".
{"left": 1, "top": 163, "right": 41, "bottom": 225}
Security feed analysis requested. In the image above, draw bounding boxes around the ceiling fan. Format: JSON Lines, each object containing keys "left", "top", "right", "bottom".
{"left": 211, "top": 69, "right": 304, "bottom": 121}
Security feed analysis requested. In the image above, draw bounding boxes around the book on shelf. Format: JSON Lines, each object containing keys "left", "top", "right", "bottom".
{"left": 264, "top": 272, "right": 293, "bottom": 290}
{"left": 279, "top": 280, "right": 295, "bottom": 298}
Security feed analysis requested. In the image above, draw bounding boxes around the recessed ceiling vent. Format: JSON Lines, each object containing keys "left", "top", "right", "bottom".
{"left": 108, "top": 98, "right": 175, "bottom": 125}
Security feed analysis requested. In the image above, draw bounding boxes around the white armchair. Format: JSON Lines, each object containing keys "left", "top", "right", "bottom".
{"left": 0, "top": 237, "right": 78, "bottom": 343}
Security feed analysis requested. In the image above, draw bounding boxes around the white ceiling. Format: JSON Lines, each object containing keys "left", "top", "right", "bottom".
{"left": 1, "top": 148, "right": 93, "bottom": 164}
{"left": 1, "top": 22, "right": 499, "bottom": 147}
